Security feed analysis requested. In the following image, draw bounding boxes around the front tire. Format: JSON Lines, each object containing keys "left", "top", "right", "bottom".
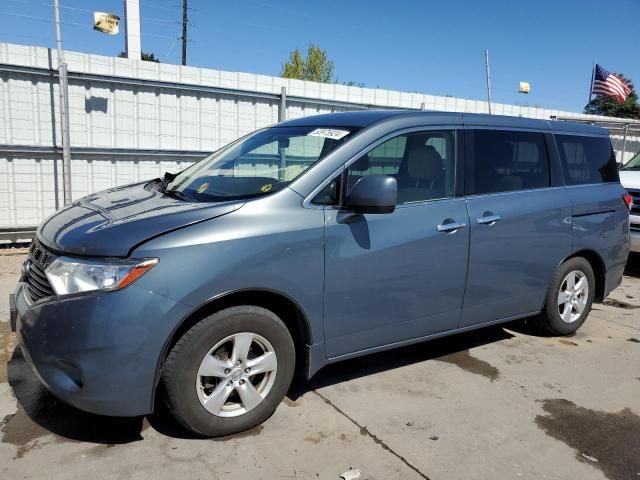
{"left": 538, "top": 257, "right": 595, "bottom": 335}
{"left": 161, "top": 306, "right": 295, "bottom": 437}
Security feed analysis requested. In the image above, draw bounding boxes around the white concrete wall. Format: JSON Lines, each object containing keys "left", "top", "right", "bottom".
{"left": 0, "top": 42, "right": 639, "bottom": 229}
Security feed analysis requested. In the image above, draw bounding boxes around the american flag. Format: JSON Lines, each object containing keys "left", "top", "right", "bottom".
{"left": 592, "top": 64, "right": 631, "bottom": 103}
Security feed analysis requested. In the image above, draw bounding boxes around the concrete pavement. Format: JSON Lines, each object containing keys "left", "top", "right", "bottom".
{"left": 1, "top": 249, "right": 639, "bottom": 480}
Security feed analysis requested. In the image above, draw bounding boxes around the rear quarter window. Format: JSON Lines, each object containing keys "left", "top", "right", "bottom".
{"left": 555, "top": 135, "right": 619, "bottom": 185}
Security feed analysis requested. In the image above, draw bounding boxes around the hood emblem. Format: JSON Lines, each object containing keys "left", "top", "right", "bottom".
{"left": 260, "top": 184, "right": 273, "bottom": 193}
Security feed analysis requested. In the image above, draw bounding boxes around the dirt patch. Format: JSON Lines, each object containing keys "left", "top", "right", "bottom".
{"left": 304, "top": 431, "right": 329, "bottom": 444}
{"left": 535, "top": 399, "right": 640, "bottom": 480}
{"left": 0, "top": 321, "right": 18, "bottom": 383}
{"left": 0, "top": 407, "right": 55, "bottom": 459}
{"left": 602, "top": 298, "right": 639, "bottom": 309}
{"left": 559, "top": 339, "right": 579, "bottom": 347}
{"left": 0, "top": 253, "right": 25, "bottom": 278}
{"left": 434, "top": 350, "right": 500, "bottom": 381}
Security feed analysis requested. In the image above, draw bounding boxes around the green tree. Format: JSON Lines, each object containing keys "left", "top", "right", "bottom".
{"left": 281, "top": 49, "right": 304, "bottom": 80}
{"left": 584, "top": 74, "right": 640, "bottom": 119}
{"left": 118, "top": 51, "right": 160, "bottom": 62}
{"left": 281, "top": 44, "right": 334, "bottom": 83}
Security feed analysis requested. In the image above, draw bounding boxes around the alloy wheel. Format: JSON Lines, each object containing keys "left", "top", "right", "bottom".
{"left": 557, "top": 270, "right": 589, "bottom": 324}
{"left": 195, "top": 332, "right": 278, "bottom": 417}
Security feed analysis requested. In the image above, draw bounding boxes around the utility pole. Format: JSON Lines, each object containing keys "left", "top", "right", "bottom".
{"left": 54, "top": 0, "right": 72, "bottom": 205}
{"left": 181, "top": 0, "right": 188, "bottom": 65}
{"left": 484, "top": 49, "right": 492, "bottom": 115}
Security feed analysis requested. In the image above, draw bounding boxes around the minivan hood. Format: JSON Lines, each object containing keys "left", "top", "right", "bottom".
{"left": 37, "top": 181, "right": 245, "bottom": 257}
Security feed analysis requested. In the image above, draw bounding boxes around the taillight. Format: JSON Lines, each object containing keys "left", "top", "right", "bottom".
{"left": 623, "top": 192, "right": 633, "bottom": 210}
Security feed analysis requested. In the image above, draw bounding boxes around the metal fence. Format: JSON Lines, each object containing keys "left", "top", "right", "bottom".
{"left": 1, "top": 42, "right": 639, "bottom": 242}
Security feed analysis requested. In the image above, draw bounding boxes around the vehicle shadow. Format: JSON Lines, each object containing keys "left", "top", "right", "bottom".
{"left": 5, "top": 319, "right": 533, "bottom": 443}
{"left": 624, "top": 252, "right": 640, "bottom": 278}
{"left": 6, "top": 348, "right": 148, "bottom": 445}
{"left": 289, "top": 322, "right": 522, "bottom": 399}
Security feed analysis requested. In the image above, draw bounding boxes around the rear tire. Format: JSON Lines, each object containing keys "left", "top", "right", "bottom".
{"left": 537, "top": 257, "right": 595, "bottom": 335}
{"left": 162, "top": 306, "right": 295, "bottom": 437}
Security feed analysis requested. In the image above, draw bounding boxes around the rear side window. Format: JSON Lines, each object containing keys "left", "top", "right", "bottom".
{"left": 555, "top": 135, "right": 619, "bottom": 185}
{"left": 466, "top": 130, "right": 550, "bottom": 195}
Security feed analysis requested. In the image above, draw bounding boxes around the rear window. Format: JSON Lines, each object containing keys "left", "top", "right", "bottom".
{"left": 555, "top": 135, "right": 618, "bottom": 185}
{"left": 465, "top": 130, "right": 550, "bottom": 195}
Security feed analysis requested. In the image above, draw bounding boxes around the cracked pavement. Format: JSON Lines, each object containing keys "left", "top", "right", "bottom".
{"left": 1, "top": 249, "right": 639, "bottom": 480}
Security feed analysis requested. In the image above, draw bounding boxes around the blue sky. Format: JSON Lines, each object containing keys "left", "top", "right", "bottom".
{"left": 2, "top": 0, "right": 638, "bottom": 112}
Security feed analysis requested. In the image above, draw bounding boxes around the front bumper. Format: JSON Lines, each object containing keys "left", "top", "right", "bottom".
{"left": 11, "top": 282, "right": 190, "bottom": 417}
{"left": 630, "top": 215, "right": 640, "bottom": 253}
{"left": 631, "top": 229, "right": 640, "bottom": 253}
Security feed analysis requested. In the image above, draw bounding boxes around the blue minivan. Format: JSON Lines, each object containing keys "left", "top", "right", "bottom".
{"left": 10, "top": 111, "right": 629, "bottom": 436}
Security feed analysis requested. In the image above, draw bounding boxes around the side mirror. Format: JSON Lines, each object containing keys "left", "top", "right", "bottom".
{"left": 346, "top": 175, "right": 397, "bottom": 214}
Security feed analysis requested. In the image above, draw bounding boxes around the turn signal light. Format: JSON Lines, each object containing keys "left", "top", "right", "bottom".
{"left": 623, "top": 193, "right": 633, "bottom": 210}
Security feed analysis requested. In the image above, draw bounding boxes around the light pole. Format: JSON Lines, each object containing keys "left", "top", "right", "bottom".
{"left": 53, "top": 0, "right": 72, "bottom": 206}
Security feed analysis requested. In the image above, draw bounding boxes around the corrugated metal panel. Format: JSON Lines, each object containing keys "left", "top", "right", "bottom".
{"left": 0, "top": 42, "right": 638, "bottom": 230}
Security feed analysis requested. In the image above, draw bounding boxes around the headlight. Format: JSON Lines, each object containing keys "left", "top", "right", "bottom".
{"left": 45, "top": 257, "right": 158, "bottom": 296}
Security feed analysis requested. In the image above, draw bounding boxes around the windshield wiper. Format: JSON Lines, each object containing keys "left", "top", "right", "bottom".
{"left": 157, "top": 172, "right": 193, "bottom": 200}
{"left": 158, "top": 171, "right": 177, "bottom": 193}
{"left": 162, "top": 188, "right": 194, "bottom": 201}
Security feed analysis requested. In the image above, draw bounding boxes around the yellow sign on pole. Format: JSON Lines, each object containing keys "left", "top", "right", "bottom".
{"left": 93, "top": 12, "right": 120, "bottom": 35}
{"left": 519, "top": 82, "right": 531, "bottom": 94}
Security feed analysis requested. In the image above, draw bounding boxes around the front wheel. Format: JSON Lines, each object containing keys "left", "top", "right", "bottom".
{"left": 537, "top": 257, "right": 595, "bottom": 335}
{"left": 161, "top": 306, "right": 295, "bottom": 437}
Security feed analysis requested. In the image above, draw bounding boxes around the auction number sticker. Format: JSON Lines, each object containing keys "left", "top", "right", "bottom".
{"left": 307, "top": 128, "right": 350, "bottom": 140}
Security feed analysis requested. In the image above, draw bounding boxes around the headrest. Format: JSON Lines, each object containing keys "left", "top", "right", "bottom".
{"left": 489, "top": 142, "right": 514, "bottom": 168}
{"left": 352, "top": 153, "right": 370, "bottom": 172}
{"left": 407, "top": 145, "right": 443, "bottom": 180}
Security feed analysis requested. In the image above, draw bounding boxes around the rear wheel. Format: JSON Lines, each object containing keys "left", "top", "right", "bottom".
{"left": 162, "top": 306, "right": 295, "bottom": 437}
{"left": 538, "top": 257, "right": 595, "bottom": 335}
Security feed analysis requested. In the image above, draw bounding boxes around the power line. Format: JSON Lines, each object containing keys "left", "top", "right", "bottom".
{"left": 139, "top": 1, "right": 194, "bottom": 11}
{"left": 6, "top": 0, "right": 119, "bottom": 14}
{"left": 244, "top": 0, "right": 312, "bottom": 19}
{"left": 142, "top": 17, "right": 180, "bottom": 25}
{"left": 1, "top": 11, "right": 179, "bottom": 39}
{"left": 7, "top": 0, "right": 178, "bottom": 24}
{"left": 2, "top": 11, "right": 90, "bottom": 28}
{"left": 163, "top": 36, "right": 180, "bottom": 62}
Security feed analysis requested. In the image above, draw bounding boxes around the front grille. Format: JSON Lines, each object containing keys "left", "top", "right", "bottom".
{"left": 25, "top": 240, "right": 56, "bottom": 301}
{"left": 628, "top": 189, "right": 640, "bottom": 216}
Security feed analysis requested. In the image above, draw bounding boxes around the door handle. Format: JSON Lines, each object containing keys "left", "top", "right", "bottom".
{"left": 476, "top": 214, "right": 501, "bottom": 225}
{"left": 437, "top": 221, "right": 467, "bottom": 232}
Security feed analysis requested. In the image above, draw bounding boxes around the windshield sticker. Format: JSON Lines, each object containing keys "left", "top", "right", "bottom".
{"left": 196, "top": 183, "right": 209, "bottom": 194}
{"left": 307, "top": 128, "right": 350, "bottom": 140}
{"left": 260, "top": 183, "right": 273, "bottom": 193}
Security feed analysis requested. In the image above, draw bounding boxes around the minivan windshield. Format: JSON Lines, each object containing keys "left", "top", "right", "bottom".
{"left": 163, "top": 125, "right": 357, "bottom": 201}
{"left": 621, "top": 152, "right": 640, "bottom": 170}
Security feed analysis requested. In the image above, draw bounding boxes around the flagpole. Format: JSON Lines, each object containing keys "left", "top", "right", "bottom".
{"left": 484, "top": 49, "right": 492, "bottom": 115}
{"left": 587, "top": 61, "right": 595, "bottom": 106}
